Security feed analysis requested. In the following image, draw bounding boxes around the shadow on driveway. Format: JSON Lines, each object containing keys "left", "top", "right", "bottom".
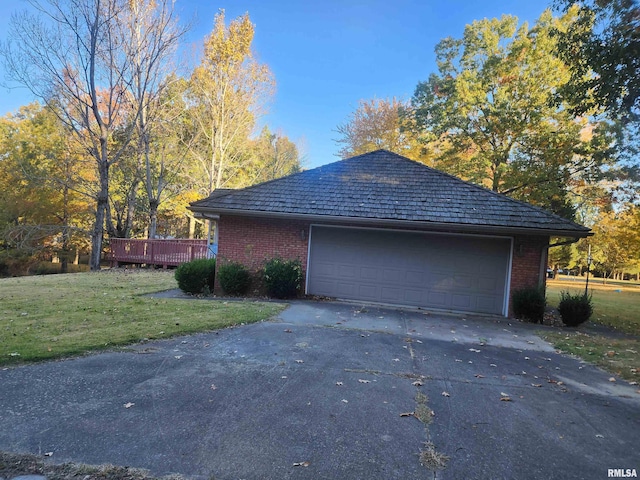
{"left": 0, "top": 300, "right": 638, "bottom": 480}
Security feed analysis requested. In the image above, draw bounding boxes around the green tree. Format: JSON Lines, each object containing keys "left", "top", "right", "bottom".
{"left": 554, "top": 0, "right": 640, "bottom": 123}
{"left": 410, "top": 10, "right": 615, "bottom": 217}
{"left": 0, "top": 103, "right": 91, "bottom": 271}
{"left": 334, "top": 98, "right": 426, "bottom": 161}
{"left": 590, "top": 205, "right": 640, "bottom": 279}
{"left": 242, "top": 126, "right": 301, "bottom": 185}
{"left": 184, "top": 10, "right": 274, "bottom": 197}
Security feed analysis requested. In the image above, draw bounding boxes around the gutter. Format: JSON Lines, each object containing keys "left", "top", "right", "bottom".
{"left": 188, "top": 206, "right": 592, "bottom": 239}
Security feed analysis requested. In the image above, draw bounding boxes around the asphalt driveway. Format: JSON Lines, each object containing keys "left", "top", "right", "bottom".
{"left": 0, "top": 300, "right": 638, "bottom": 480}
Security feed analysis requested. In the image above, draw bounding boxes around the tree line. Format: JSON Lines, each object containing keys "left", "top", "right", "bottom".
{"left": 334, "top": 0, "right": 640, "bottom": 279}
{"left": 0, "top": 2, "right": 301, "bottom": 272}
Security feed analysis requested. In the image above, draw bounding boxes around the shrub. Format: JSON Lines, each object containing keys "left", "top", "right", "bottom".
{"left": 174, "top": 257, "right": 216, "bottom": 294}
{"left": 512, "top": 286, "right": 546, "bottom": 323}
{"left": 558, "top": 291, "right": 593, "bottom": 327}
{"left": 0, "top": 252, "right": 40, "bottom": 277}
{"left": 263, "top": 258, "right": 302, "bottom": 299}
{"left": 217, "top": 262, "right": 251, "bottom": 296}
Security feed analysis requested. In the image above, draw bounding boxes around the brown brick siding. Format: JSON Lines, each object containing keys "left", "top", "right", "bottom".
{"left": 216, "top": 215, "right": 310, "bottom": 294}
{"left": 508, "top": 234, "right": 549, "bottom": 313}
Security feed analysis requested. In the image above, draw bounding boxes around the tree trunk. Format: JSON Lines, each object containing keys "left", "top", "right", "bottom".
{"left": 188, "top": 215, "right": 195, "bottom": 239}
{"left": 148, "top": 199, "right": 159, "bottom": 239}
{"left": 90, "top": 145, "right": 109, "bottom": 271}
{"left": 90, "top": 196, "right": 107, "bottom": 271}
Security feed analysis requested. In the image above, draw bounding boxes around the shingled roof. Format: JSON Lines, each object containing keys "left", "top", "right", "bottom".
{"left": 190, "top": 150, "right": 590, "bottom": 237}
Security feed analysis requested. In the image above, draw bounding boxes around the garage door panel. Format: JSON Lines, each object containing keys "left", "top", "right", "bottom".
{"left": 477, "top": 295, "right": 499, "bottom": 313}
{"left": 360, "top": 266, "right": 380, "bottom": 280}
{"left": 427, "top": 291, "right": 448, "bottom": 307}
{"left": 308, "top": 227, "right": 509, "bottom": 315}
{"left": 452, "top": 294, "right": 472, "bottom": 309}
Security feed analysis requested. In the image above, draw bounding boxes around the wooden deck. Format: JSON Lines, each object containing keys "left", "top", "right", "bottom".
{"left": 110, "top": 238, "right": 209, "bottom": 268}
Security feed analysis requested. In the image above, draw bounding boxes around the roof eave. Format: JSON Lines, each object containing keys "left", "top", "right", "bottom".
{"left": 188, "top": 206, "right": 592, "bottom": 239}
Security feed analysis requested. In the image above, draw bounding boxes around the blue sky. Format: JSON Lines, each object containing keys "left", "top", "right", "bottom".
{"left": 0, "top": 0, "right": 553, "bottom": 168}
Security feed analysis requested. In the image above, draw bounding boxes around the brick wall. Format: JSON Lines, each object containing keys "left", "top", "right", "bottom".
{"left": 216, "top": 215, "right": 310, "bottom": 293}
{"left": 509, "top": 234, "right": 549, "bottom": 313}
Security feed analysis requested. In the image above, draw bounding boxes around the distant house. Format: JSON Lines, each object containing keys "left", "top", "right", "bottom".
{"left": 189, "top": 150, "right": 590, "bottom": 316}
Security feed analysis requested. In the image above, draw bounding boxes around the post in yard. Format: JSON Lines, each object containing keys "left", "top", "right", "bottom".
{"left": 585, "top": 243, "right": 592, "bottom": 296}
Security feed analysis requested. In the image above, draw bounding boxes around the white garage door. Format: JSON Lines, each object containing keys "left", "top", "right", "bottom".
{"left": 307, "top": 226, "right": 511, "bottom": 315}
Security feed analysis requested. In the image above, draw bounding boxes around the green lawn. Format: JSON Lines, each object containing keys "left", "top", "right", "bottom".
{"left": 547, "top": 278, "right": 640, "bottom": 336}
{"left": 544, "top": 277, "right": 639, "bottom": 383}
{"left": 0, "top": 269, "right": 285, "bottom": 366}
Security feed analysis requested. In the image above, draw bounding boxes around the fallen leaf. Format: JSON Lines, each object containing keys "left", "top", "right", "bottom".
{"left": 399, "top": 412, "right": 414, "bottom": 417}
{"left": 442, "top": 391, "right": 450, "bottom": 397}
{"left": 358, "top": 379, "right": 370, "bottom": 384}
{"left": 336, "top": 381, "right": 343, "bottom": 386}
{"left": 293, "top": 461, "right": 310, "bottom": 467}
{"left": 123, "top": 402, "right": 135, "bottom": 408}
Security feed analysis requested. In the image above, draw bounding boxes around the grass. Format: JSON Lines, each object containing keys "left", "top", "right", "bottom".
{"left": 547, "top": 277, "right": 640, "bottom": 336}
{"left": 0, "top": 451, "right": 185, "bottom": 480}
{"left": 542, "top": 331, "right": 638, "bottom": 383}
{"left": 543, "top": 277, "right": 639, "bottom": 383}
{"left": 0, "top": 269, "right": 285, "bottom": 366}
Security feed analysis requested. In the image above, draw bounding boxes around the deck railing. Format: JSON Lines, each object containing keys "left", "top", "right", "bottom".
{"left": 110, "top": 238, "right": 209, "bottom": 268}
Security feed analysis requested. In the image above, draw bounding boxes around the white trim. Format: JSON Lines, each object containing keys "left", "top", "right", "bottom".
{"left": 308, "top": 223, "right": 512, "bottom": 317}
{"left": 504, "top": 237, "right": 515, "bottom": 317}
{"left": 305, "top": 225, "right": 313, "bottom": 295}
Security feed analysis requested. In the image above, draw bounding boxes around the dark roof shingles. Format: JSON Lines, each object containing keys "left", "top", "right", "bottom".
{"left": 190, "top": 150, "right": 589, "bottom": 234}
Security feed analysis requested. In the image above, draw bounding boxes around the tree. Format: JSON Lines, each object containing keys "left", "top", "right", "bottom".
{"left": 1, "top": 0, "right": 143, "bottom": 270}
{"left": 184, "top": 10, "right": 274, "bottom": 197}
{"left": 124, "top": 0, "right": 186, "bottom": 239}
{"left": 554, "top": 0, "right": 640, "bottom": 123}
{"left": 590, "top": 205, "right": 640, "bottom": 279}
{"left": 554, "top": 0, "right": 640, "bottom": 198}
{"left": 0, "top": 103, "right": 91, "bottom": 271}
{"left": 409, "top": 10, "right": 615, "bottom": 217}
{"left": 242, "top": 126, "right": 301, "bottom": 185}
{"left": 334, "top": 98, "right": 426, "bottom": 161}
